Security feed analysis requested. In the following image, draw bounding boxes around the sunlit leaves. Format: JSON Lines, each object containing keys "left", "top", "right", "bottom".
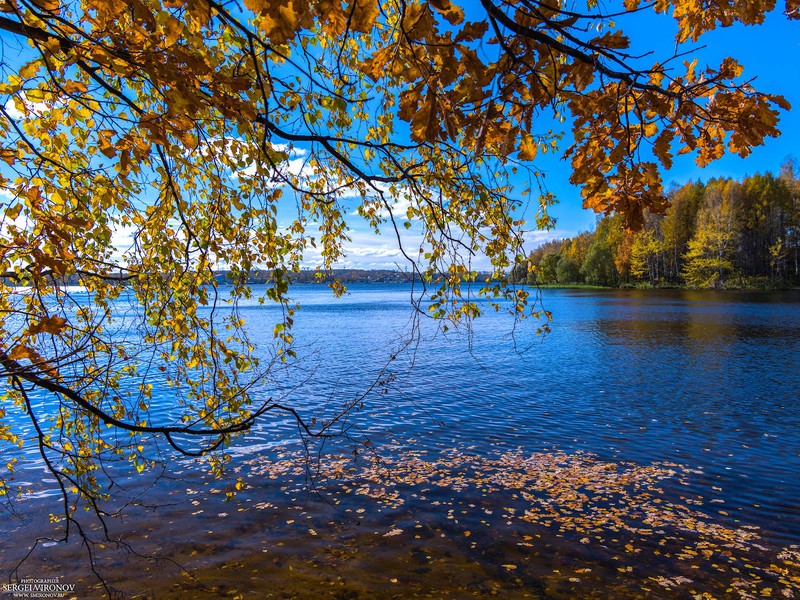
{"left": 356, "top": 0, "right": 788, "bottom": 229}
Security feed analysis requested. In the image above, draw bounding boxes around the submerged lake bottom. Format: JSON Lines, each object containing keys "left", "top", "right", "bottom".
{"left": 4, "top": 440, "right": 799, "bottom": 599}
{"left": 1, "top": 287, "right": 799, "bottom": 598}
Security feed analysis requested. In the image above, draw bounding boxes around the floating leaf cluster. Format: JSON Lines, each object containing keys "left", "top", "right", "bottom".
{"left": 229, "top": 445, "right": 800, "bottom": 599}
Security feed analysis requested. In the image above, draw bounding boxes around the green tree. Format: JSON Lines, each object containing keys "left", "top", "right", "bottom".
{"left": 779, "top": 158, "right": 800, "bottom": 280}
{"left": 581, "top": 242, "right": 615, "bottom": 285}
{"left": 735, "top": 173, "right": 792, "bottom": 282}
{"left": 556, "top": 257, "right": 582, "bottom": 284}
{"left": 581, "top": 217, "right": 621, "bottom": 286}
{"left": 537, "top": 253, "right": 562, "bottom": 284}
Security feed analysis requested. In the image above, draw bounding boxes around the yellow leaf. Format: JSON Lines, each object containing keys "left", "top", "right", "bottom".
{"left": 590, "top": 31, "right": 630, "bottom": 50}
{"left": 30, "top": 0, "right": 59, "bottom": 11}
{"left": 429, "top": 0, "right": 464, "bottom": 25}
{"left": 19, "top": 62, "right": 40, "bottom": 80}
{"left": 361, "top": 46, "right": 396, "bottom": 82}
{"left": 249, "top": 0, "right": 303, "bottom": 45}
{"left": 8, "top": 345, "right": 36, "bottom": 361}
{"left": 349, "top": 0, "right": 380, "bottom": 33}
{"left": 62, "top": 81, "right": 88, "bottom": 94}
{"left": 518, "top": 133, "right": 538, "bottom": 161}
{"left": 4, "top": 203, "right": 21, "bottom": 219}
{"left": 28, "top": 316, "right": 68, "bottom": 335}
{"left": 98, "top": 130, "right": 117, "bottom": 158}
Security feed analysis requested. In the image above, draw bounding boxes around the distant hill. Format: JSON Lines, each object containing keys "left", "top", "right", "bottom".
{"left": 213, "top": 269, "right": 414, "bottom": 285}
{"left": 55, "top": 269, "right": 495, "bottom": 287}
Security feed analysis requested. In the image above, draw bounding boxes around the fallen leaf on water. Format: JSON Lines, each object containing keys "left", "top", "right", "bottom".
{"left": 384, "top": 528, "right": 403, "bottom": 537}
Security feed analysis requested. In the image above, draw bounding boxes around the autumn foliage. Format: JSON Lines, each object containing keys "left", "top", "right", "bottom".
{"left": 0, "top": 0, "right": 796, "bottom": 526}
{"left": 518, "top": 162, "right": 800, "bottom": 289}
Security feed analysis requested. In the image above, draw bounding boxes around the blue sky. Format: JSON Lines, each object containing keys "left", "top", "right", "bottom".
{"left": 326, "top": 6, "right": 800, "bottom": 270}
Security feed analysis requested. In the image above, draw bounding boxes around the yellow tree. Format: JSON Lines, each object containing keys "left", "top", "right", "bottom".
{"left": 0, "top": 0, "right": 795, "bottom": 559}
{"left": 682, "top": 179, "right": 740, "bottom": 288}
{"left": 630, "top": 227, "right": 661, "bottom": 284}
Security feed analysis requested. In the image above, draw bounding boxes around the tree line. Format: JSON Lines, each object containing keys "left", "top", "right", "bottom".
{"left": 512, "top": 161, "right": 800, "bottom": 289}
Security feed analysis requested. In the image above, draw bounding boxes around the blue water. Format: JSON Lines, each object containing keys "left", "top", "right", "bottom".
{"left": 3, "top": 284, "right": 800, "bottom": 596}
{"left": 204, "top": 285, "right": 800, "bottom": 538}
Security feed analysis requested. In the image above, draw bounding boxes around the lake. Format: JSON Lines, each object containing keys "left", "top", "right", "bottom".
{"left": 2, "top": 285, "right": 799, "bottom": 598}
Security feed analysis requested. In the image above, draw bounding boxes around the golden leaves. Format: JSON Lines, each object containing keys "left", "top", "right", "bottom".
{"left": 18, "top": 62, "right": 40, "bottom": 80}
{"left": 590, "top": 31, "right": 630, "bottom": 50}
{"left": 455, "top": 20, "right": 489, "bottom": 42}
{"left": 0, "top": 148, "right": 16, "bottom": 167}
{"left": 315, "top": 0, "right": 348, "bottom": 35}
{"left": 62, "top": 81, "right": 88, "bottom": 94}
{"left": 429, "top": 0, "right": 464, "bottom": 25}
{"left": 518, "top": 133, "right": 538, "bottom": 161}
{"left": 360, "top": 45, "right": 399, "bottom": 81}
{"left": 159, "top": 15, "right": 184, "bottom": 47}
{"left": 398, "top": 83, "right": 438, "bottom": 142}
{"left": 668, "top": 0, "right": 770, "bottom": 41}
{"left": 8, "top": 345, "right": 37, "bottom": 361}
{"left": 29, "top": 0, "right": 59, "bottom": 11}
{"left": 27, "top": 316, "right": 68, "bottom": 336}
{"left": 348, "top": 0, "right": 380, "bottom": 33}
{"left": 233, "top": 445, "right": 800, "bottom": 599}
{"left": 247, "top": 0, "right": 306, "bottom": 45}
{"left": 652, "top": 129, "right": 675, "bottom": 169}
{"left": 97, "top": 129, "right": 116, "bottom": 158}
{"left": 402, "top": 2, "right": 437, "bottom": 36}
{"left": 411, "top": 89, "right": 443, "bottom": 142}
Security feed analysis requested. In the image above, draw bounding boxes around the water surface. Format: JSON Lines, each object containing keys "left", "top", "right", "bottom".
{"left": 2, "top": 286, "right": 799, "bottom": 598}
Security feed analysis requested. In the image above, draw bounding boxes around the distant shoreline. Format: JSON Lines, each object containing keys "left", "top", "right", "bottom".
{"left": 527, "top": 283, "right": 800, "bottom": 292}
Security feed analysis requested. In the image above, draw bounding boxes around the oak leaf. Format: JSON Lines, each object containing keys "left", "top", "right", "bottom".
{"left": 349, "top": 0, "right": 380, "bottom": 33}
{"left": 28, "top": 316, "right": 68, "bottom": 336}
{"left": 518, "top": 133, "right": 538, "bottom": 161}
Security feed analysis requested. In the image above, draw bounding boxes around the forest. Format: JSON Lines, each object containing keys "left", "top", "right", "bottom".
{"left": 512, "top": 160, "right": 800, "bottom": 289}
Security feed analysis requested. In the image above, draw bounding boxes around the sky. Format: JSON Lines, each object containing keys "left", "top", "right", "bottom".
{"left": 1, "top": 4, "right": 798, "bottom": 272}
{"left": 329, "top": 5, "right": 800, "bottom": 270}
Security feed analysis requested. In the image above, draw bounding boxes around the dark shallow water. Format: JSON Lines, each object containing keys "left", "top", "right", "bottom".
{"left": 2, "top": 285, "right": 799, "bottom": 598}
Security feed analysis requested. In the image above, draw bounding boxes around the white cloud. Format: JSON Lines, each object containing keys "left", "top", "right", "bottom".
{"left": 109, "top": 224, "right": 138, "bottom": 262}
{"left": 271, "top": 144, "right": 308, "bottom": 158}
{"left": 298, "top": 225, "right": 423, "bottom": 271}
{"left": 522, "top": 228, "right": 571, "bottom": 250}
{"left": 3, "top": 93, "right": 50, "bottom": 120}
{"left": 315, "top": 223, "right": 576, "bottom": 272}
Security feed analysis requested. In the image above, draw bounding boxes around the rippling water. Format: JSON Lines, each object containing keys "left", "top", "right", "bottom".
{"left": 2, "top": 285, "right": 800, "bottom": 598}
{"left": 243, "top": 286, "right": 800, "bottom": 529}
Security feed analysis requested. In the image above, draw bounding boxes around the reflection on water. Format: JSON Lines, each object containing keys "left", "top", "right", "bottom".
{"left": 1, "top": 286, "right": 799, "bottom": 597}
